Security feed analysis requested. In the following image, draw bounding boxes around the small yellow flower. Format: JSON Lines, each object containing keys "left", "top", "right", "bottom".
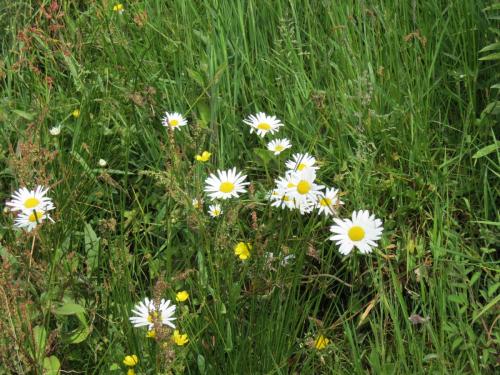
{"left": 113, "top": 3, "right": 124, "bottom": 12}
{"left": 195, "top": 151, "right": 211, "bottom": 162}
{"left": 146, "top": 329, "right": 156, "bottom": 339}
{"left": 172, "top": 330, "right": 189, "bottom": 346}
{"left": 123, "top": 354, "right": 138, "bottom": 367}
{"left": 127, "top": 369, "right": 135, "bottom": 375}
{"left": 71, "top": 109, "right": 80, "bottom": 118}
{"left": 314, "top": 335, "right": 330, "bottom": 350}
{"left": 176, "top": 291, "right": 189, "bottom": 302}
{"left": 234, "top": 242, "right": 251, "bottom": 260}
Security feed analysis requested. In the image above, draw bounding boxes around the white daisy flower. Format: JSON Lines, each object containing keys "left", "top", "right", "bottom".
{"left": 329, "top": 210, "right": 383, "bottom": 255}
{"left": 6, "top": 186, "right": 55, "bottom": 214}
{"left": 269, "top": 174, "right": 296, "bottom": 210}
{"left": 49, "top": 126, "right": 61, "bottom": 136}
{"left": 161, "top": 112, "right": 187, "bottom": 130}
{"left": 14, "top": 210, "right": 50, "bottom": 232}
{"left": 267, "top": 138, "right": 291, "bottom": 155}
{"left": 208, "top": 204, "right": 223, "bottom": 218}
{"left": 129, "top": 297, "right": 176, "bottom": 330}
{"left": 243, "top": 112, "right": 283, "bottom": 137}
{"left": 204, "top": 168, "right": 249, "bottom": 200}
{"left": 268, "top": 188, "right": 295, "bottom": 210}
{"left": 316, "top": 188, "right": 344, "bottom": 216}
{"left": 285, "top": 153, "right": 318, "bottom": 172}
{"left": 286, "top": 168, "right": 324, "bottom": 206}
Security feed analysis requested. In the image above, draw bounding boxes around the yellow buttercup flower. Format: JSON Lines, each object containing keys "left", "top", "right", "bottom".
{"left": 172, "top": 330, "right": 189, "bottom": 346}
{"left": 123, "top": 354, "right": 138, "bottom": 367}
{"left": 113, "top": 3, "right": 124, "bottom": 12}
{"left": 314, "top": 335, "right": 330, "bottom": 350}
{"left": 176, "top": 291, "right": 189, "bottom": 302}
{"left": 71, "top": 109, "right": 80, "bottom": 118}
{"left": 234, "top": 242, "right": 251, "bottom": 260}
{"left": 195, "top": 151, "right": 211, "bottom": 162}
{"left": 146, "top": 329, "right": 156, "bottom": 339}
{"left": 127, "top": 369, "right": 135, "bottom": 375}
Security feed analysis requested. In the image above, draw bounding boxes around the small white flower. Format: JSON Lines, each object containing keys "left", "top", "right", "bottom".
{"left": 14, "top": 210, "right": 50, "bottom": 232}
{"left": 6, "top": 186, "right": 55, "bottom": 214}
{"left": 204, "top": 168, "right": 249, "bottom": 200}
{"left": 267, "top": 138, "right": 292, "bottom": 155}
{"left": 98, "top": 159, "right": 107, "bottom": 167}
{"left": 162, "top": 112, "right": 187, "bottom": 130}
{"left": 316, "top": 188, "right": 344, "bottom": 216}
{"left": 208, "top": 204, "right": 223, "bottom": 218}
{"left": 269, "top": 174, "right": 296, "bottom": 210}
{"left": 329, "top": 210, "right": 383, "bottom": 255}
{"left": 129, "top": 297, "right": 176, "bottom": 331}
{"left": 243, "top": 112, "right": 283, "bottom": 137}
{"left": 285, "top": 153, "right": 318, "bottom": 172}
{"left": 192, "top": 198, "right": 202, "bottom": 209}
{"left": 281, "top": 254, "right": 296, "bottom": 266}
{"left": 268, "top": 188, "right": 295, "bottom": 210}
{"left": 49, "top": 126, "right": 61, "bottom": 136}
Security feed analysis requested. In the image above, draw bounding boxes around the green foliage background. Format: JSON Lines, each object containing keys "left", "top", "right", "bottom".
{"left": 0, "top": 0, "right": 498, "bottom": 374}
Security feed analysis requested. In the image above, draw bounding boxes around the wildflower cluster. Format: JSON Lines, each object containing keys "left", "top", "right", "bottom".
{"left": 159, "top": 109, "right": 384, "bottom": 256}
{"left": 129, "top": 292, "right": 190, "bottom": 352}
{"left": 5, "top": 186, "right": 55, "bottom": 232}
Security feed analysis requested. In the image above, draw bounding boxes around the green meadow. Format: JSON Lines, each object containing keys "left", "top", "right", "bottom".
{"left": 0, "top": 1, "right": 498, "bottom": 374}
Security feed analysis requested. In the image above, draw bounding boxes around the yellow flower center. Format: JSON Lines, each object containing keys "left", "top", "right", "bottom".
{"left": 169, "top": 119, "right": 180, "bottom": 127}
{"left": 213, "top": 210, "right": 220, "bottom": 216}
{"left": 219, "top": 181, "right": 234, "bottom": 193}
{"left": 319, "top": 198, "right": 332, "bottom": 207}
{"left": 257, "top": 122, "right": 271, "bottom": 130}
{"left": 28, "top": 211, "right": 44, "bottom": 223}
{"left": 348, "top": 226, "right": 365, "bottom": 241}
{"left": 147, "top": 311, "right": 159, "bottom": 323}
{"left": 274, "top": 145, "right": 284, "bottom": 152}
{"left": 296, "top": 180, "right": 311, "bottom": 195}
{"left": 297, "top": 163, "right": 307, "bottom": 171}
{"left": 24, "top": 197, "right": 40, "bottom": 209}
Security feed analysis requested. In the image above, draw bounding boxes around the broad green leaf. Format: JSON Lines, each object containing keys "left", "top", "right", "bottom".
{"left": 12, "top": 109, "right": 35, "bottom": 120}
{"left": 479, "top": 42, "right": 500, "bottom": 53}
{"left": 479, "top": 52, "right": 500, "bottom": 61}
{"left": 197, "top": 354, "right": 206, "bottom": 374}
{"left": 67, "top": 326, "right": 91, "bottom": 344}
{"left": 197, "top": 101, "right": 211, "bottom": 128}
{"left": 448, "top": 294, "right": 467, "bottom": 305}
{"left": 473, "top": 294, "right": 500, "bottom": 322}
{"left": 253, "top": 148, "right": 272, "bottom": 167}
{"left": 84, "top": 223, "right": 100, "bottom": 273}
{"left": 225, "top": 320, "right": 233, "bottom": 352}
{"left": 43, "top": 355, "right": 60, "bottom": 375}
{"left": 472, "top": 142, "right": 499, "bottom": 159}
{"left": 54, "top": 302, "right": 85, "bottom": 315}
{"left": 33, "top": 326, "right": 47, "bottom": 361}
{"left": 187, "top": 68, "right": 205, "bottom": 87}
